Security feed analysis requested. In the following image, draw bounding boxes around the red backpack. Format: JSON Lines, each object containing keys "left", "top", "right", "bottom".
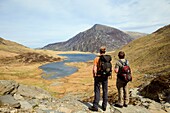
{"left": 118, "top": 60, "right": 132, "bottom": 82}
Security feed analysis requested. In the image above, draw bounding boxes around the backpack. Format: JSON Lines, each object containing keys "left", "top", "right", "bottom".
{"left": 97, "top": 55, "right": 112, "bottom": 76}
{"left": 118, "top": 60, "right": 132, "bottom": 82}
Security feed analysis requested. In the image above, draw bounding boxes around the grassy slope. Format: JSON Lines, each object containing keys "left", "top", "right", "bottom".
{"left": 110, "top": 24, "right": 170, "bottom": 87}
{"left": 0, "top": 37, "right": 61, "bottom": 57}
{"left": 0, "top": 37, "right": 62, "bottom": 92}
{"left": 0, "top": 37, "right": 33, "bottom": 54}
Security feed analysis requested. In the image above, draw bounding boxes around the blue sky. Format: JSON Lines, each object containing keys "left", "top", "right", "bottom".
{"left": 0, "top": 0, "right": 170, "bottom": 48}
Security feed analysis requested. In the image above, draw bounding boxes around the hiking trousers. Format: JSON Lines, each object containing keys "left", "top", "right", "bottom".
{"left": 93, "top": 76, "right": 108, "bottom": 109}
{"left": 116, "top": 78, "right": 129, "bottom": 106}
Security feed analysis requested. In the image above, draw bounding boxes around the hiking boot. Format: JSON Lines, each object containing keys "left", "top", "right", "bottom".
{"left": 102, "top": 107, "right": 106, "bottom": 111}
{"left": 89, "top": 106, "right": 98, "bottom": 111}
{"left": 102, "top": 105, "right": 106, "bottom": 111}
{"left": 114, "top": 104, "right": 123, "bottom": 108}
{"left": 124, "top": 104, "right": 128, "bottom": 107}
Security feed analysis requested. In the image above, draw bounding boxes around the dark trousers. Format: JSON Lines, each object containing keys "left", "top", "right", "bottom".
{"left": 93, "top": 76, "right": 108, "bottom": 109}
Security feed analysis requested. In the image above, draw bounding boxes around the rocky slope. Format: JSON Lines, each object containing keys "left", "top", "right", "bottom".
{"left": 0, "top": 80, "right": 169, "bottom": 113}
{"left": 43, "top": 24, "right": 134, "bottom": 52}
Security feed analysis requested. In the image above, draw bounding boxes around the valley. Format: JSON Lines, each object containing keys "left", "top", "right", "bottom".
{"left": 0, "top": 24, "right": 170, "bottom": 113}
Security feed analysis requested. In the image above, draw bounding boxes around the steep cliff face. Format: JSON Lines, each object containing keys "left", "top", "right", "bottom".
{"left": 43, "top": 24, "right": 134, "bottom": 52}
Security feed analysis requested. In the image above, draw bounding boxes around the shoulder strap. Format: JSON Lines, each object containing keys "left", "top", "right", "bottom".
{"left": 100, "top": 55, "right": 105, "bottom": 62}
{"left": 119, "top": 59, "right": 127, "bottom": 66}
{"left": 119, "top": 60, "right": 123, "bottom": 65}
{"left": 125, "top": 59, "right": 127, "bottom": 65}
{"left": 103, "top": 55, "right": 111, "bottom": 62}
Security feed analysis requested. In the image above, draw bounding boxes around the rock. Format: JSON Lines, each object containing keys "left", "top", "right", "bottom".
{"left": 0, "top": 107, "right": 12, "bottom": 113}
{"left": 164, "top": 102, "right": 170, "bottom": 112}
{"left": 38, "top": 104, "right": 49, "bottom": 111}
{"left": 85, "top": 101, "right": 114, "bottom": 113}
{"left": 0, "top": 95, "right": 20, "bottom": 108}
{"left": 129, "top": 88, "right": 140, "bottom": 97}
{"left": 35, "top": 109, "right": 44, "bottom": 113}
{"left": 1, "top": 80, "right": 168, "bottom": 113}
{"left": 27, "top": 99, "right": 39, "bottom": 109}
{"left": 0, "top": 80, "right": 19, "bottom": 95}
{"left": 140, "top": 74, "right": 170, "bottom": 102}
{"left": 19, "top": 100, "right": 33, "bottom": 110}
{"left": 13, "top": 94, "right": 24, "bottom": 100}
{"left": 112, "top": 105, "right": 150, "bottom": 113}
{"left": 10, "top": 109, "right": 18, "bottom": 113}
{"left": 17, "top": 84, "right": 51, "bottom": 99}
{"left": 35, "top": 93, "right": 51, "bottom": 99}
{"left": 148, "top": 101, "right": 166, "bottom": 113}
{"left": 57, "top": 107, "right": 72, "bottom": 113}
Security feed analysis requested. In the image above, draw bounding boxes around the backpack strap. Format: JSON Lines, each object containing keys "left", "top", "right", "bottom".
{"left": 125, "top": 59, "right": 128, "bottom": 65}
{"left": 119, "top": 59, "right": 127, "bottom": 66}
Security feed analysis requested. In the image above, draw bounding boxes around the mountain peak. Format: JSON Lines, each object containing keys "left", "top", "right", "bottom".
{"left": 43, "top": 24, "right": 133, "bottom": 52}
{"left": 91, "top": 24, "right": 115, "bottom": 31}
{"left": 93, "top": 24, "right": 104, "bottom": 28}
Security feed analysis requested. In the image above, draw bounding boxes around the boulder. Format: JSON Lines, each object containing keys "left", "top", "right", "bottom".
{"left": 140, "top": 74, "right": 170, "bottom": 102}
{"left": 19, "top": 100, "right": 32, "bottom": 110}
{"left": 0, "top": 80, "right": 19, "bottom": 95}
{"left": 112, "top": 105, "right": 150, "bottom": 113}
{"left": 0, "top": 95, "right": 20, "bottom": 108}
{"left": 16, "top": 84, "right": 51, "bottom": 99}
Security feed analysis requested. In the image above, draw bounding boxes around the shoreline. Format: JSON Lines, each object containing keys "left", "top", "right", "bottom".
{"left": 0, "top": 50, "right": 143, "bottom": 99}
{"left": 0, "top": 51, "right": 98, "bottom": 98}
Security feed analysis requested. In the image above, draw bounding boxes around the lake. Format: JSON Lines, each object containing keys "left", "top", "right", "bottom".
{"left": 39, "top": 54, "right": 96, "bottom": 79}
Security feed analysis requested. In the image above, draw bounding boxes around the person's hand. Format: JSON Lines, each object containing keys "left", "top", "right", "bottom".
{"left": 93, "top": 72, "right": 97, "bottom": 78}
{"left": 114, "top": 68, "right": 118, "bottom": 73}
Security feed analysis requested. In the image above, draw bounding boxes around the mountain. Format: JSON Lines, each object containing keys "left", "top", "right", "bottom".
{"left": 43, "top": 24, "right": 135, "bottom": 52}
{"left": 112, "top": 24, "right": 170, "bottom": 102}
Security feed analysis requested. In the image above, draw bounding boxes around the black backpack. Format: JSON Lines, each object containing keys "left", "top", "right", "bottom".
{"left": 97, "top": 55, "right": 112, "bottom": 76}
{"left": 118, "top": 60, "right": 132, "bottom": 82}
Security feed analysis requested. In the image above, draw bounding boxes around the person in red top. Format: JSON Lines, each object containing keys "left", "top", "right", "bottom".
{"left": 89, "top": 46, "right": 109, "bottom": 112}
{"left": 114, "top": 51, "right": 129, "bottom": 108}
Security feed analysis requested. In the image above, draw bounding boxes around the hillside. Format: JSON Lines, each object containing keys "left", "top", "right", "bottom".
{"left": 0, "top": 37, "right": 61, "bottom": 63}
{"left": 0, "top": 37, "right": 32, "bottom": 54}
{"left": 112, "top": 24, "right": 170, "bottom": 102}
{"left": 0, "top": 37, "right": 62, "bottom": 88}
{"left": 125, "top": 31, "right": 148, "bottom": 39}
{"left": 43, "top": 24, "right": 135, "bottom": 52}
{"left": 115, "top": 24, "right": 170, "bottom": 75}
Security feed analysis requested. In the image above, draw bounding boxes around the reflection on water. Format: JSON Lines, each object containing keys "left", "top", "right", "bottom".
{"left": 39, "top": 54, "right": 96, "bottom": 79}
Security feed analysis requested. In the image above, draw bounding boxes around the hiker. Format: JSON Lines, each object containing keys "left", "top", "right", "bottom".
{"left": 89, "top": 46, "right": 112, "bottom": 111}
{"left": 114, "top": 51, "right": 131, "bottom": 108}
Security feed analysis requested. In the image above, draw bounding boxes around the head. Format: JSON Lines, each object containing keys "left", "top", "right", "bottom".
{"left": 118, "top": 51, "right": 125, "bottom": 59}
{"left": 100, "top": 46, "right": 106, "bottom": 54}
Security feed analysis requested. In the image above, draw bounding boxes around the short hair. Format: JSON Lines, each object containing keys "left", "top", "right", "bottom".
{"left": 118, "top": 51, "right": 125, "bottom": 59}
{"left": 100, "top": 46, "right": 106, "bottom": 54}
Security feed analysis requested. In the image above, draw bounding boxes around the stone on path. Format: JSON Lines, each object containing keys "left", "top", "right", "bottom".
{"left": 0, "top": 95, "right": 20, "bottom": 108}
